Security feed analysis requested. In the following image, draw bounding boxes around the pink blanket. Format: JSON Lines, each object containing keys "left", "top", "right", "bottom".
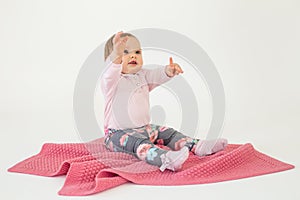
{"left": 8, "top": 138, "right": 294, "bottom": 196}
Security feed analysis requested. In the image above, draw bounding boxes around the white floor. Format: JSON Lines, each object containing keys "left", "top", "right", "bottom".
{"left": 1, "top": 113, "right": 299, "bottom": 200}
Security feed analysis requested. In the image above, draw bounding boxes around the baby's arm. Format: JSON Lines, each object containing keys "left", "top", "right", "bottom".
{"left": 144, "top": 57, "right": 184, "bottom": 91}
{"left": 101, "top": 32, "right": 128, "bottom": 94}
{"left": 100, "top": 62, "right": 122, "bottom": 95}
{"left": 144, "top": 66, "right": 173, "bottom": 91}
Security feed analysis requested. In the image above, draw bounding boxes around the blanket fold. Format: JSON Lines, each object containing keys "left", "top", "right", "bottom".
{"left": 8, "top": 138, "right": 294, "bottom": 196}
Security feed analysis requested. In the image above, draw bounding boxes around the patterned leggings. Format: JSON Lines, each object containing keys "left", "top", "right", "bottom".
{"left": 104, "top": 124, "right": 199, "bottom": 167}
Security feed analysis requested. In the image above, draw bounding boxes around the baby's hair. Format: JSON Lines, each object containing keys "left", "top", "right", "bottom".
{"left": 104, "top": 32, "right": 137, "bottom": 61}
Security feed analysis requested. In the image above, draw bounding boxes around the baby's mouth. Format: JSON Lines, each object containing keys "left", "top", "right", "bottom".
{"left": 128, "top": 60, "right": 137, "bottom": 65}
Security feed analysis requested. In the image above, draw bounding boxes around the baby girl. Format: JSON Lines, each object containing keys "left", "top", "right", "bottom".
{"left": 101, "top": 31, "right": 227, "bottom": 172}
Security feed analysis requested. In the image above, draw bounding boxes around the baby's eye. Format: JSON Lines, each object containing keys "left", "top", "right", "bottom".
{"left": 135, "top": 50, "right": 141, "bottom": 54}
{"left": 123, "top": 49, "right": 129, "bottom": 54}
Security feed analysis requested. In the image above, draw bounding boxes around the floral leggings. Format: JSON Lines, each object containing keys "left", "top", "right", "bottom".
{"left": 104, "top": 124, "right": 199, "bottom": 167}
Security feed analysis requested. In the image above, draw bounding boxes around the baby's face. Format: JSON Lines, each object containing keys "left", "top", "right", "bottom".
{"left": 121, "top": 36, "right": 143, "bottom": 74}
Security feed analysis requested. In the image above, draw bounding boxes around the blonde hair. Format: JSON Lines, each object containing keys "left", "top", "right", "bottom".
{"left": 104, "top": 32, "right": 137, "bottom": 61}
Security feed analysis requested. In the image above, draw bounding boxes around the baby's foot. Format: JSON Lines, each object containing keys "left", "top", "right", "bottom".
{"left": 195, "top": 139, "right": 228, "bottom": 156}
{"left": 159, "top": 147, "right": 189, "bottom": 172}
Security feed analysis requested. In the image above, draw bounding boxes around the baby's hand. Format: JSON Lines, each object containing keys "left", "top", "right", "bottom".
{"left": 165, "top": 57, "right": 184, "bottom": 77}
{"left": 110, "top": 31, "right": 129, "bottom": 63}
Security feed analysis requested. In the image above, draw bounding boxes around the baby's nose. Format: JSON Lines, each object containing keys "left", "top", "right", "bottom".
{"left": 130, "top": 54, "right": 136, "bottom": 58}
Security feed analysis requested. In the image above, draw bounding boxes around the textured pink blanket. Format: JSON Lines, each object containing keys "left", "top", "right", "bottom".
{"left": 8, "top": 138, "right": 294, "bottom": 196}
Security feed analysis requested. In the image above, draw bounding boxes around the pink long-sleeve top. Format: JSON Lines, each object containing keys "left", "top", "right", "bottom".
{"left": 100, "top": 62, "right": 172, "bottom": 130}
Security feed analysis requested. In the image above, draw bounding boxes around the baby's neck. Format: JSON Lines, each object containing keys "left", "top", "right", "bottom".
{"left": 121, "top": 69, "right": 141, "bottom": 75}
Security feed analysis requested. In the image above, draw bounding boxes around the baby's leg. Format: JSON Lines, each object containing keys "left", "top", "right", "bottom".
{"left": 154, "top": 125, "right": 228, "bottom": 156}
{"left": 136, "top": 142, "right": 189, "bottom": 172}
{"left": 105, "top": 129, "right": 189, "bottom": 171}
{"left": 154, "top": 125, "right": 197, "bottom": 150}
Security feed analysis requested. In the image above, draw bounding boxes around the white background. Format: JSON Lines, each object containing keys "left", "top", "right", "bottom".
{"left": 1, "top": 0, "right": 299, "bottom": 199}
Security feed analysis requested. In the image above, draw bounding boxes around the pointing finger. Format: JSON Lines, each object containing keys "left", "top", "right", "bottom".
{"left": 169, "top": 57, "right": 173, "bottom": 65}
